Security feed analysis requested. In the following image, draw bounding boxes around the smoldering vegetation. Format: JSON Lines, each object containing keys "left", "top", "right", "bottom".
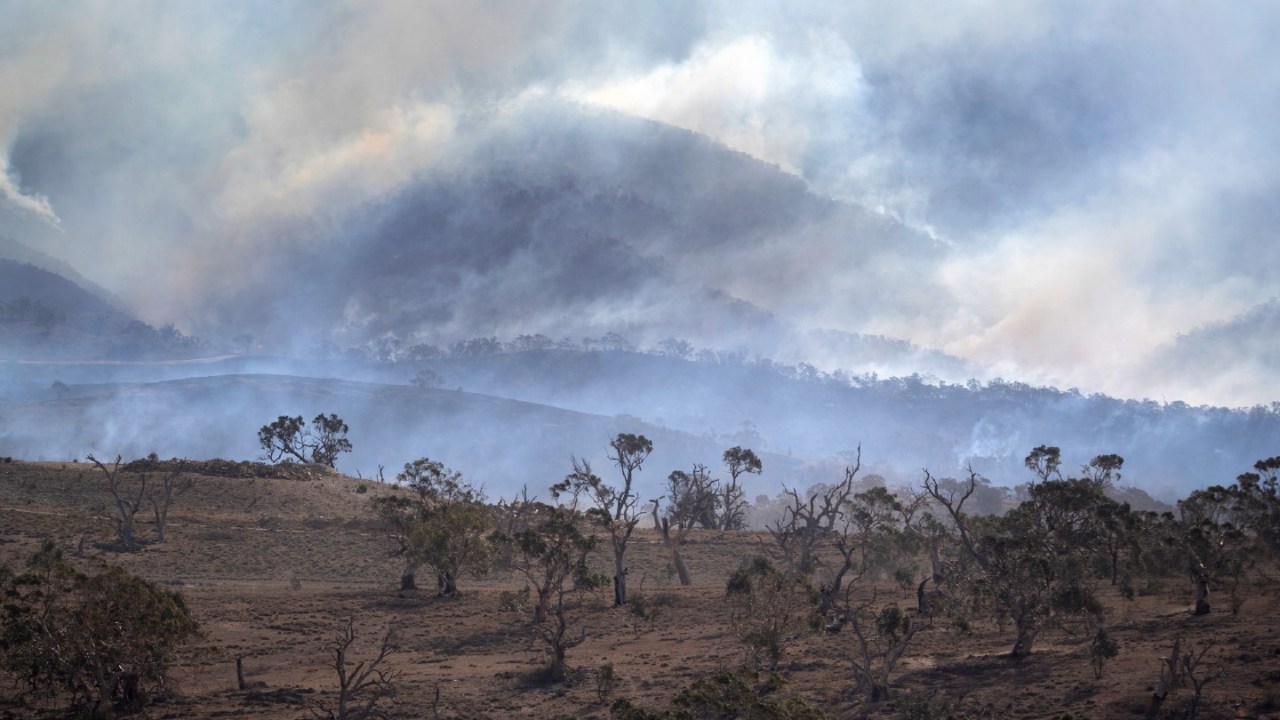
{"left": 191, "top": 105, "right": 956, "bottom": 374}
{"left": 0, "top": 99, "right": 1274, "bottom": 507}
{"left": 2, "top": 346, "right": 1276, "bottom": 503}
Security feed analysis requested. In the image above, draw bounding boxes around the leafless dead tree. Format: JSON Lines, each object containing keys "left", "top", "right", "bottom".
{"left": 311, "top": 617, "right": 398, "bottom": 720}
{"left": 147, "top": 461, "right": 193, "bottom": 543}
{"left": 88, "top": 453, "right": 146, "bottom": 549}
{"left": 767, "top": 446, "right": 860, "bottom": 576}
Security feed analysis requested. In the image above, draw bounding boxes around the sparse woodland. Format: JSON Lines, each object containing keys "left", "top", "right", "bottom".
{"left": 1, "top": 443, "right": 1279, "bottom": 719}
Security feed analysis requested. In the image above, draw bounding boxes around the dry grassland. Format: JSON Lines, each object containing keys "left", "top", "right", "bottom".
{"left": 2, "top": 461, "right": 1279, "bottom": 719}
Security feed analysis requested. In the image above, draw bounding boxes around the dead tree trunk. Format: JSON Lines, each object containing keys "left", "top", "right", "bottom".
{"left": 1146, "top": 637, "right": 1184, "bottom": 719}
{"left": 1191, "top": 562, "right": 1211, "bottom": 615}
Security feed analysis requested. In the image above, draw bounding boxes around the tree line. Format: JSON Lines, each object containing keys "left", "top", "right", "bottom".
{"left": 359, "top": 431, "right": 1280, "bottom": 708}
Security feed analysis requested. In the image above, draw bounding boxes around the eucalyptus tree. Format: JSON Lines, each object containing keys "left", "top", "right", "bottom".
{"left": 500, "top": 506, "right": 601, "bottom": 681}
{"left": 924, "top": 464, "right": 1107, "bottom": 657}
{"left": 372, "top": 458, "right": 494, "bottom": 594}
{"left": 552, "top": 433, "right": 652, "bottom": 605}
{"left": 652, "top": 465, "right": 719, "bottom": 585}
{"left": 258, "top": 413, "right": 352, "bottom": 467}
{"left": 720, "top": 446, "right": 762, "bottom": 530}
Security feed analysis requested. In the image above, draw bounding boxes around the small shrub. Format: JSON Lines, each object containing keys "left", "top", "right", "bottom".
{"left": 725, "top": 556, "right": 820, "bottom": 671}
{"left": 498, "top": 587, "right": 529, "bottom": 613}
{"left": 1090, "top": 628, "right": 1119, "bottom": 679}
{"left": 611, "top": 669, "right": 831, "bottom": 719}
{"left": 596, "top": 663, "right": 620, "bottom": 703}
{"left": 628, "top": 593, "right": 659, "bottom": 636}
{"left": 895, "top": 691, "right": 953, "bottom": 720}
{"left": 0, "top": 542, "right": 201, "bottom": 717}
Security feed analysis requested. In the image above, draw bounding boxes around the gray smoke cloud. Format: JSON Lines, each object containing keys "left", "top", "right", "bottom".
{"left": 2, "top": 1, "right": 1278, "bottom": 405}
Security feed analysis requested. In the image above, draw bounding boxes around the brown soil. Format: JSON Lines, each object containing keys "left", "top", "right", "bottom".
{"left": 1, "top": 460, "right": 1278, "bottom": 719}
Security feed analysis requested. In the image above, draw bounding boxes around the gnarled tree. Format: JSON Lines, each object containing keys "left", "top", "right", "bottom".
{"left": 499, "top": 506, "right": 600, "bottom": 681}
{"left": 652, "top": 464, "right": 719, "bottom": 585}
{"left": 258, "top": 413, "right": 352, "bottom": 467}
{"left": 0, "top": 542, "right": 201, "bottom": 717}
{"left": 923, "top": 464, "right": 1106, "bottom": 657}
{"left": 768, "top": 447, "right": 860, "bottom": 576}
{"left": 88, "top": 454, "right": 146, "bottom": 549}
{"left": 552, "top": 433, "right": 652, "bottom": 605}
{"left": 720, "top": 446, "right": 762, "bottom": 530}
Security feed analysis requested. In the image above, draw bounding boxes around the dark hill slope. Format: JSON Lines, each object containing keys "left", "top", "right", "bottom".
{"left": 424, "top": 349, "right": 1280, "bottom": 497}
{"left": 208, "top": 105, "right": 951, "bottom": 373}
{"left": 0, "top": 258, "right": 120, "bottom": 318}
{"left": 0, "top": 373, "right": 804, "bottom": 500}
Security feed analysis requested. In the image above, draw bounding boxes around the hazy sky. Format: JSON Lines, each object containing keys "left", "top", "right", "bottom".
{"left": 2, "top": 1, "right": 1278, "bottom": 406}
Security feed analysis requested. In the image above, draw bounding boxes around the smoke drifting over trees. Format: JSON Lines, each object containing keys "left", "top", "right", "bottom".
{"left": 1, "top": 2, "right": 1278, "bottom": 406}
{"left": 0, "top": 3, "right": 1278, "bottom": 507}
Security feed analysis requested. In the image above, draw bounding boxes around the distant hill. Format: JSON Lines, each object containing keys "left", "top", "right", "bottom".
{"left": 200, "top": 103, "right": 958, "bottom": 379}
{"left": 1143, "top": 298, "right": 1280, "bottom": 408}
{"left": 0, "top": 373, "right": 807, "bottom": 500}
{"left": 0, "top": 255, "right": 207, "bottom": 361}
{"left": 0, "top": 258, "right": 121, "bottom": 319}
{"left": 0, "top": 236, "right": 126, "bottom": 313}
{"left": 3, "top": 352, "right": 1275, "bottom": 501}
{"left": 408, "top": 349, "right": 1280, "bottom": 498}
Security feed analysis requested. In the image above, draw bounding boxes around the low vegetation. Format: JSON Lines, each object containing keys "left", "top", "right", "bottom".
{"left": 0, "top": 441, "right": 1277, "bottom": 719}
{"left": 0, "top": 542, "right": 201, "bottom": 718}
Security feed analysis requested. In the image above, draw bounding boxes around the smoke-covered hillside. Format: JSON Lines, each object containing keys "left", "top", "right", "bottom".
{"left": 1142, "top": 299, "right": 1280, "bottom": 409}
{"left": 0, "top": 371, "right": 809, "bottom": 502}
{"left": 0, "top": 252, "right": 203, "bottom": 362}
{"left": 3, "top": 349, "right": 1274, "bottom": 501}
{"left": 5, "top": 3, "right": 1280, "bottom": 408}
{"left": 198, "top": 105, "right": 959, "bottom": 380}
{"left": 0, "top": 77, "right": 1274, "bottom": 504}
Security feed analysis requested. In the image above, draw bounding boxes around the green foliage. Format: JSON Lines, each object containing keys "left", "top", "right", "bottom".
{"left": 1178, "top": 477, "right": 1269, "bottom": 614}
{"left": 842, "top": 600, "right": 924, "bottom": 702}
{"left": 1024, "top": 445, "right": 1062, "bottom": 482}
{"left": 925, "top": 462, "right": 1113, "bottom": 657}
{"left": 627, "top": 591, "right": 660, "bottom": 636}
{"left": 0, "top": 542, "right": 201, "bottom": 717}
{"left": 595, "top": 663, "right": 620, "bottom": 704}
{"left": 726, "top": 556, "right": 820, "bottom": 671}
{"left": 498, "top": 506, "right": 598, "bottom": 680}
{"left": 610, "top": 669, "right": 830, "bottom": 719}
{"left": 1089, "top": 627, "right": 1119, "bottom": 679}
{"left": 551, "top": 434, "right": 653, "bottom": 606}
{"left": 720, "top": 447, "right": 763, "bottom": 530}
{"left": 371, "top": 458, "right": 494, "bottom": 594}
{"left": 257, "top": 413, "right": 352, "bottom": 467}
